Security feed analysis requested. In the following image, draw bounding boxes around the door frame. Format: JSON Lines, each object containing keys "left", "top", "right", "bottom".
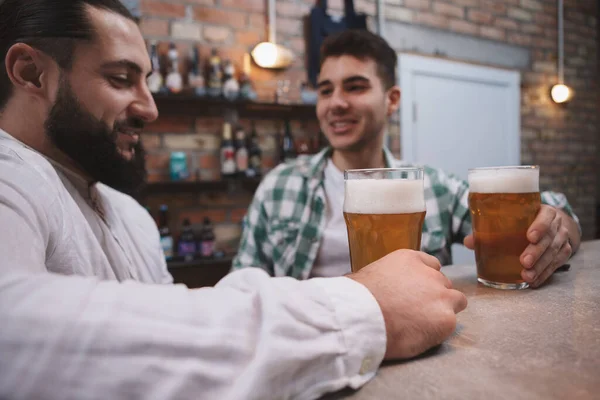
{"left": 398, "top": 53, "right": 521, "bottom": 166}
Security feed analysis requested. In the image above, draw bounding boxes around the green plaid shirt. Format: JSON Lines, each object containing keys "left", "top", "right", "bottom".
{"left": 232, "top": 148, "right": 579, "bottom": 279}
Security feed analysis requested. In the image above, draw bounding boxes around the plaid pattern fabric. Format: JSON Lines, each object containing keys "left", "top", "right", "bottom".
{"left": 232, "top": 147, "right": 580, "bottom": 279}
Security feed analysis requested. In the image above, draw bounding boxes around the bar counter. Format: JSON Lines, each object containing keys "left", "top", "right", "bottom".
{"left": 325, "top": 240, "right": 600, "bottom": 400}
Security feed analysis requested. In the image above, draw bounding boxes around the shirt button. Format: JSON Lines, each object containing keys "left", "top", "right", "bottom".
{"left": 359, "top": 357, "right": 374, "bottom": 375}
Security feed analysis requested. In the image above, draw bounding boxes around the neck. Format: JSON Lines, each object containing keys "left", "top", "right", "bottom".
{"left": 331, "top": 134, "right": 386, "bottom": 171}
{"left": 0, "top": 100, "right": 91, "bottom": 181}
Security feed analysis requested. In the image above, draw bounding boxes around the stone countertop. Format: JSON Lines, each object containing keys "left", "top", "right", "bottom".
{"left": 325, "top": 240, "right": 600, "bottom": 400}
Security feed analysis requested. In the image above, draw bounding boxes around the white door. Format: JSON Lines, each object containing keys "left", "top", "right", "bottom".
{"left": 399, "top": 54, "right": 521, "bottom": 265}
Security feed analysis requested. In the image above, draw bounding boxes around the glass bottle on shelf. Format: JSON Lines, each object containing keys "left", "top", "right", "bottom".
{"left": 234, "top": 125, "right": 248, "bottom": 177}
{"left": 188, "top": 46, "right": 206, "bottom": 97}
{"left": 158, "top": 205, "right": 174, "bottom": 260}
{"left": 207, "top": 48, "right": 223, "bottom": 98}
{"left": 281, "top": 120, "right": 296, "bottom": 163}
{"left": 220, "top": 122, "right": 237, "bottom": 178}
{"left": 222, "top": 60, "right": 240, "bottom": 101}
{"left": 199, "top": 217, "right": 216, "bottom": 259}
{"left": 246, "top": 121, "right": 262, "bottom": 178}
{"left": 240, "top": 51, "right": 257, "bottom": 101}
{"left": 177, "top": 218, "right": 197, "bottom": 262}
{"left": 147, "top": 41, "right": 164, "bottom": 94}
{"left": 165, "top": 42, "right": 183, "bottom": 94}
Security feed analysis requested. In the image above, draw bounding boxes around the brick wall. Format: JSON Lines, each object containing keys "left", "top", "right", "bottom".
{"left": 140, "top": 0, "right": 598, "bottom": 241}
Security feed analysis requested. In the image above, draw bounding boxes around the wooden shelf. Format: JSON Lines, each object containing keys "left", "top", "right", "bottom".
{"left": 152, "top": 93, "right": 317, "bottom": 120}
{"left": 140, "top": 178, "right": 261, "bottom": 196}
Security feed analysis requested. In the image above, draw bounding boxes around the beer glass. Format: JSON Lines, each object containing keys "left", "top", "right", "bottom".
{"left": 344, "top": 168, "right": 426, "bottom": 273}
{"left": 468, "top": 166, "right": 541, "bottom": 290}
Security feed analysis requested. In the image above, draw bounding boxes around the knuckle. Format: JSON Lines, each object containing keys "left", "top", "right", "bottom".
{"left": 441, "top": 311, "right": 458, "bottom": 335}
{"left": 562, "top": 243, "right": 572, "bottom": 258}
{"left": 559, "top": 226, "right": 569, "bottom": 239}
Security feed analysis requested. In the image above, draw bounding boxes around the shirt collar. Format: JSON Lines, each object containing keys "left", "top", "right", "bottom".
{"left": 300, "top": 146, "right": 399, "bottom": 180}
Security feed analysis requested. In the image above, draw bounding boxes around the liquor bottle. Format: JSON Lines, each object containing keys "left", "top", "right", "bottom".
{"left": 199, "top": 217, "right": 215, "bottom": 259}
{"left": 147, "top": 41, "right": 164, "bottom": 94}
{"left": 158, "top": 205, "right": 174, "bottom": 260}
{"left": 280, "top": 120, "right": 296, "bottom": 163}
{"left": 177, "top": 218, "right": 197, "bottom": 262}
{"left": 239, "top": 52, "right": 257, "bottom": 101}
{"left": 207, "top": 48, "right": 223, "bottom": 98}
{"left": 188, "top": 46, "right": 206, "bottom": 97}
{"left": 165, "top": 42, "right": 183, "bottom": 94}
{"left": 222, "top": 59, "right": 240, "bottom": 101}
{"left": 246, "top": 122, "right": 262, "bottom": 178}
{"left": 220, "top": 122, "right": 237, "bottom": 178}
{"left": 234, "top": 125, "right": 248, "bottom": 177}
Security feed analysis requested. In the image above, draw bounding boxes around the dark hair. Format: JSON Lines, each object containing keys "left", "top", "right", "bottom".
{"left": 320, "top": 30, "right": 397, "bottom": 90}
{"left": 0, "top": 0, "right": 135, "bottom": 110}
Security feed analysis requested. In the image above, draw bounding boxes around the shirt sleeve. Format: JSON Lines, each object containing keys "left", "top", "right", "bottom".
{"left": 231, "top": 178, "right": 274, "bottom": 275}
{"left": 0, "top": 269, "right": 386, "bottom": 400}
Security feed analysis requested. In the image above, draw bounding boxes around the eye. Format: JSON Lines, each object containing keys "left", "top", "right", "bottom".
{"left": 318, "top": 88, "right": 333, "bottom": 96}
{"left": 109, "top": 75, "right": 133, "bottom": 88}
{"left": 347, "top": 84, "right": 366, "bottom": 92}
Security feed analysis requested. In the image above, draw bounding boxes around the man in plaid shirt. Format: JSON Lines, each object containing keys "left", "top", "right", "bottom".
{"left": 233, "top": 30, "right": 581, "bottom": 288}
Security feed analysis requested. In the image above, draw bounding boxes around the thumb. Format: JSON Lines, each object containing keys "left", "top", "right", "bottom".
{"left": 463, "top": 234, "right": 475, "bottom": 250}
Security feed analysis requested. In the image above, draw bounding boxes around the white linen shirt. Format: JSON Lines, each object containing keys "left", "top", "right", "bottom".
{"left": 0, "top": 128, "right": 386, "bottom": 400}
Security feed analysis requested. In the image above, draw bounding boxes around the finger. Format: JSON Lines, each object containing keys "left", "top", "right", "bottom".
{"left": 523, "top": 224, "right": 569, "bottom": 282}
{"left": 521, "top": 216, "right": 561, "bottom": 269}
{"left": 463, "top": 234, "right": 474, "bottom": 250}
{"left": 531, "top": 241, "right": 572, "bottom": 288}
{"left": 436, "top": 271, "right": 453, "bottom": 289}
{"left": 416, "top": 251, "right": 442, "bottom": 271}
{"left": 527, "top": 205, "right": 557, "bottom": 244}
{"left": 448, "top": 289, "right": 468, "bottom": 313}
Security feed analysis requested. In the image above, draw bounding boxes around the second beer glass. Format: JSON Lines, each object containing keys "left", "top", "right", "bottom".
{"left": 344, "top": 168, "right": 426, "bottom": 273}
{"left": 468, "top": 166, "right": 541, "bottom": 289}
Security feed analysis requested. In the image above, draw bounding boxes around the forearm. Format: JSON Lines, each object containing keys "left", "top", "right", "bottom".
{"left": 0, "top": 269, "right": 385, "bottom": 400}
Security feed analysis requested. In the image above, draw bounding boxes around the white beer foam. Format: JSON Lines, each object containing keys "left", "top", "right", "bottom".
{"left": 468, "top": 168, "right": 539, "bottom": 194}
{"left": 344, "top": 179, "right": 425, "bottom": 214}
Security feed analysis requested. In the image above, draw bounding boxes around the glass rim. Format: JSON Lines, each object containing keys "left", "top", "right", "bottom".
{"left": 345, "top": 167, "right": 424, "bottom": 174}
{"left": 468, "top": 165, "right": 539, "bottom": 172}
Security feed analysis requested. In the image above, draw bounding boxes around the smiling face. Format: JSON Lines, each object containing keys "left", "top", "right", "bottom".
{"left": 316, "top": 55, "right": 400, "bottom": 153}
{"left": 44, "top": 5, "right": 158, "bottom": 192}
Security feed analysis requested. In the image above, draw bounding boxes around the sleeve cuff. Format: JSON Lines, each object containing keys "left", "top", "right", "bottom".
{"left": 312, "top": 276, "right": 387, "bottom": 389}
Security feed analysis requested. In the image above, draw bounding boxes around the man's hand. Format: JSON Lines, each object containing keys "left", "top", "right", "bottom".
{"left": 349, "top": 250, "right": 467, "bottom": 360}
{"left": 464, "top": 205, "right": 580, "bottom": 288}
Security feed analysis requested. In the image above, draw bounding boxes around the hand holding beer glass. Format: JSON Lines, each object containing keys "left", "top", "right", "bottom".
{"left": 344, "top": 168, "right": 426, "bottom": 272}
{"left": 468, "top": 166, "right": 541, "bottom": 289}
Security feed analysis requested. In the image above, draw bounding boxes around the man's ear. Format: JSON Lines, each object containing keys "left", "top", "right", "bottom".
{"left": 386, "top": 85, "right": 401, "bottom": 117}
{"left": 4, "top": 43, "right": 55, "bottom": 101}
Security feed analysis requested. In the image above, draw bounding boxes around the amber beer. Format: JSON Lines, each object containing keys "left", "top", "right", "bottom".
{"left": 343, "top": 168, "right": 426, "bottom": 273}
{"left": 468, "top": 166, "right": 541, "bottom": 289}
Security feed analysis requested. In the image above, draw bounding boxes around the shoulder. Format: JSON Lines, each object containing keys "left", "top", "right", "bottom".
{"left": 0, "top": 138, "right": 65, "bottom": 202}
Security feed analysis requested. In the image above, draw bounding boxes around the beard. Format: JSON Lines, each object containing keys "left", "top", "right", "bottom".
{"left": 44, "top": 77, "right": 147, "bottom": 194}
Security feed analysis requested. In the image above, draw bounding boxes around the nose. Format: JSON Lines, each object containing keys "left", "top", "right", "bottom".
{"left": 329, "top": 88, "right": 349, "bottom": 112}
{"left": 130, "top": 83, "right": 159, "bottom": 123}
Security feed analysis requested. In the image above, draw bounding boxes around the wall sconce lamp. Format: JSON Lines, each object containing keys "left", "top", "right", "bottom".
{"left": 251, "top": 0, "right": 295, "bottom": 69}
{"left": 551, "top": 0, "right": 573, "bottom": 104}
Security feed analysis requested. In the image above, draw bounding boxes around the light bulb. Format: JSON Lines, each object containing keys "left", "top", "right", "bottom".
{"left": 550, "top": 84, "right": 572, "bottom": 104}
{"left": 251, "top": 42, "right": 294, "bottom": 69}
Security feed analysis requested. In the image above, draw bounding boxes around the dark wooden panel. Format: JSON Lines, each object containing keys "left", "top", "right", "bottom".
{"left": 168, "top": 258, "right": 232, "bottom": 288}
